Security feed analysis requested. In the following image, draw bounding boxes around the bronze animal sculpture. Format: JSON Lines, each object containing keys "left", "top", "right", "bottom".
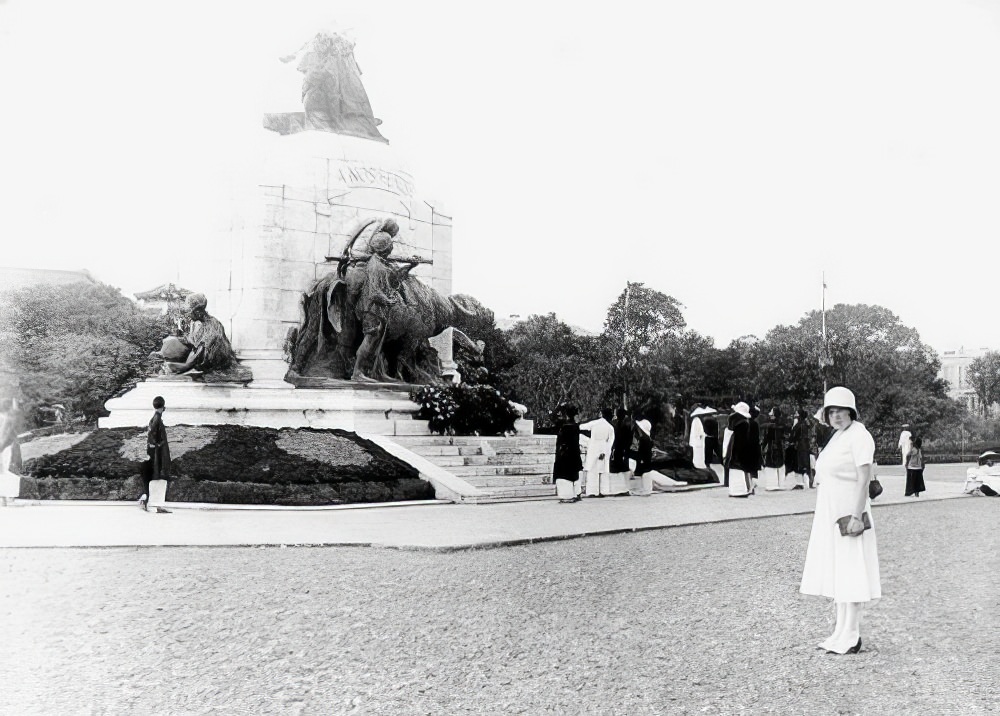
{"left": 288, "top": 219, "right": 492, "bottom": 384}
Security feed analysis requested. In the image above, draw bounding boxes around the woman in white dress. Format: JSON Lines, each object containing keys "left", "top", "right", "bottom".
{"left": 800, "top": 387, "right": 880, "bottom": 654}
{"left": 688, "top": 408, "right": 708, "bottom": 470}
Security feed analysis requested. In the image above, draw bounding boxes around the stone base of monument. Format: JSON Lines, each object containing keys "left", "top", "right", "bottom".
{"left": 100, "top": 378, "right": 540, "bottom": 503}
{"left": 99, "top": 377, "right": 425, "bottom": 434}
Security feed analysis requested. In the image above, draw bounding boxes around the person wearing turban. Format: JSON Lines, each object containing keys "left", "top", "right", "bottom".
{"left": 162, "top": 293, "right": 239, "bottom": 374}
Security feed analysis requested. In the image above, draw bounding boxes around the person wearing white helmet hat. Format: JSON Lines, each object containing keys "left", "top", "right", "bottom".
{"left": 898, "top": 424, "right": 913, "bottom": 468}
{"left": 722, "top": 402, "right": 758, "bottom": 497}
{"left": 800, "top": 386, "right": 881, "bottom": 655}
{"left": 688, "top": 407, "right": 711, "bottom": 470}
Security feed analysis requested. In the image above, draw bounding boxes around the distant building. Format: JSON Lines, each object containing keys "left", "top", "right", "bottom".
{"left": 0, "top": 266, "right": 95, "bottom": 291}
{"left": 939, "top": 346, "right": 993, "bottom": 412}
{"left": 134, "top": 283, "right": 193, "bottom": 318}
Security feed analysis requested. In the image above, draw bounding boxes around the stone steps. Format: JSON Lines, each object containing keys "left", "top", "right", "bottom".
{"left": 450, "top": 464, "right": 554, "bottom": 478}
{"left": 392, "top": 435, "right": 556, "bottom": 448}
{"left": 390, "top": 433, "right": 559, "bottom": 501}
{"left": 491, "top": 446, "right": 554, "bottom": 456}
{"left": 463, "top": 475, "right": 555, "bottom": 488}
{"left": 469, "top": 484, "right": 557, "bottom": 502}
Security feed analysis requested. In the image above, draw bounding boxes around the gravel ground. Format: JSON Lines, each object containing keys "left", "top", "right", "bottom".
{"left": 1, "top": 499, "right": 997, "bottom": 715}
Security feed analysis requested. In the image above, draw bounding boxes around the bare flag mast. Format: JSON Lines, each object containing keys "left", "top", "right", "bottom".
{"left": 821, "top": 272, "right": 829, "bottom": 394}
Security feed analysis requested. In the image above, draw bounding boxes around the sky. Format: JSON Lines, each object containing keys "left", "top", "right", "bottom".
{"left": 1, "top": 0, "right": 998, "bottom": 351}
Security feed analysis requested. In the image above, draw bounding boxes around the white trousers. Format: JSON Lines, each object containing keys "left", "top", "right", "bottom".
{"left": 148, "top": 479, "right": 168, "bottom": 508}
{"left": 762, "top": 466, "right": 785, "bottom": 490}
{"left": 628, "top": 472, "right": 652, "bottom": 495}
{"left": 586, "top": 470, "right": 628, "bottom": 495}
{"left": 728, "top": 469, "right": 751, "bottom": 496}
{"left": 0, "top": 445, "right": 20, "bottom": 499}
{"left": 585, "top": 470, "right": 605, "bottom": 496}
{"left": 606, "top": 472, "right": 629, "bottom": 495}
{"left": 556, "top": 479, "right": 581, "bottom": 500}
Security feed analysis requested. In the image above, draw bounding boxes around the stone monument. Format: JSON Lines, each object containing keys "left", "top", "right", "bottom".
{"left": 102, "top": 29, "right": 461, "bottom": 432}
{"left": 210, "top": 29, "right": 453, "bottom": 386}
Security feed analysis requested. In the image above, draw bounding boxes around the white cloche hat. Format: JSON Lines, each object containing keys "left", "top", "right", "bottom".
{"left": 730, "top": 402, "right": 751, "bottom": 418}
{"left": 821, "top": 386, "right": 859, "bottom": 424}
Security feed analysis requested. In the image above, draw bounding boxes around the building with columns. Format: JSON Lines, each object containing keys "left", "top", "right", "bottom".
{"left": 938, "top": 346, "right": 993, "bottom": 412}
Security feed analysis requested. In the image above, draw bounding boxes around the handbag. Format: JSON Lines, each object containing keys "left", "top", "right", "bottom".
{"left": 836, "top": 512, "right": 872, "bottom": 536}
{"left": 869, "top": 476, "right": 883, "bottom": 500}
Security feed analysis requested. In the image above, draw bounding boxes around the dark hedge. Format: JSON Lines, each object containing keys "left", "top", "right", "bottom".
{"left": 20, "top": 425, "right": 431, "bottom": 504}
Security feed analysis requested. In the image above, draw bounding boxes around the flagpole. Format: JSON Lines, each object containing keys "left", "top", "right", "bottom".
{"left": 821, "top": 272, "right": 828, "bottom": 394}
{"left": 622, "top": 282, "right": 631, "bottom": 409}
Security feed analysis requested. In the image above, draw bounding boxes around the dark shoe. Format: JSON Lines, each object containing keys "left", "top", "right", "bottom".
{"left": 559, "top": 499, "right": 576, "bottom": 504}
{"left": 847, "top": 638, "right": 862, "bottom": 654}
{"left": 155, "top": 507, "right": 172, "bottom": 514}
{"left": 792, "top": 485, "right": 804, "bottom": 490}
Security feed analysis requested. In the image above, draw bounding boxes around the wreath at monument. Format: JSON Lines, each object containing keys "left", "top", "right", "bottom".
{"left": 411, "top": 384, "right": 520, "bottom": 436}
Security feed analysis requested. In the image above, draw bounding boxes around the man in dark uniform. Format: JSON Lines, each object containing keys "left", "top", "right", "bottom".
{"left": 140, "top": 396, "right": 172, "bottom": 514}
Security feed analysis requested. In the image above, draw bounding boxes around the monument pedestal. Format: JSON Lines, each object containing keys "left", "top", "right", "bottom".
{"left": 236, "top": 349, "right": 292, "bottom": 388}
{"left": 210, "top": 130, "right": 453, "bottom": 383}
{"left": 99, "top": 377, "right": 425, "bottom": 435}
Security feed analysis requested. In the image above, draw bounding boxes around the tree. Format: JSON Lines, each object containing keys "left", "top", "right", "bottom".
{"left": 602, "top": 282, "right": 686, "bottom": 408}
{"left": 720, "top": 335, "right": 768, "bottom": 404}
{"left": 967, "top": 351, "right": 1000, "bottom": 416}
{"left": 750, "top": 303, "right": 958, "bottom": 430}
{"left": 0, "top": 281, "right": 171, "bottom": 426}
{"left": 503, "top": 314, "right": 609, "bottom": 426}
{"left": 603, "top": 282, "right": 686, "bottom": 356}
{"left": 646, "top": 330, "right": 722, "bottom": 402}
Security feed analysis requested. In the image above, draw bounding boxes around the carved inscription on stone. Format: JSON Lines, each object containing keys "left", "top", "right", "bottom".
{"left": 334, "top": 164, "right": 414, "bottom": 197}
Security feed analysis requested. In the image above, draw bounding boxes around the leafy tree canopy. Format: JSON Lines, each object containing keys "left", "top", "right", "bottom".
{"left": 747, "top": 303, "right": 955, "bottom": 428}
{"left": 967, "top": 351, "right": 1000, "bottom": 416}
{"left": 501, "top": 314, "right": 608, "bottom": 426}
{"left": 600, "top": 283, "right": 687, "bottom": 412}
{"left": 0, "top": 281, "right": 171, "bottom": 426}
{"left": 602, "top": 282, "right": 686, "bottom": 356}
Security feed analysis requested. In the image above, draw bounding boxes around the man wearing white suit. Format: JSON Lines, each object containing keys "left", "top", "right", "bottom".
{"left": 581, "top": 408, "right": 617, "bottom": 497}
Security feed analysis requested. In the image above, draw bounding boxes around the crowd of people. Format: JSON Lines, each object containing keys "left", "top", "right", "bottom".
{"left": 550, "top": 404, "right": 654, "bottom": 503}
{"left": 685, "top": 400, "right": 936, "bottom": 501}
{"left": 686, "top": 401, "right": 834, "bottom": 498}
{"left": 550, "top": 395, "right": 922, "bottom": 505}
{"left": 551, "top": 387, "right": 885, "bottom": 654}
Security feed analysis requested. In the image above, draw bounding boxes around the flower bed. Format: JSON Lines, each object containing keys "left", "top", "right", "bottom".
{"left": 20, "top": 425, "right": 431, "bottom": 505}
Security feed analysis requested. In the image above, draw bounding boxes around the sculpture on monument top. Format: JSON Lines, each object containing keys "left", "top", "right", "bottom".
{"left": 294, "top": 31, "right": 388, "bottom": 143}
{"left": 152, "top": 293, "right": 251, "bottom": 383}
{"left": 286, "top": 218, "right": 492, "bottom": 384}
